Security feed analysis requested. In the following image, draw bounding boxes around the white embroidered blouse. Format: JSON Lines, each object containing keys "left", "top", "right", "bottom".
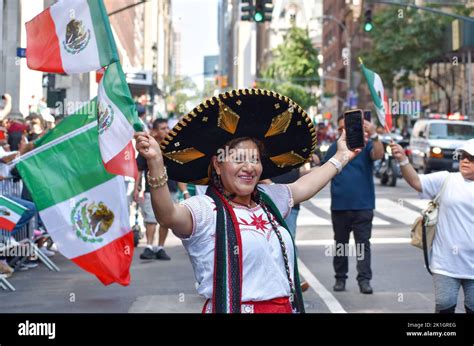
{"left": 180, "top": 184, "right": 295, "bottom": 302}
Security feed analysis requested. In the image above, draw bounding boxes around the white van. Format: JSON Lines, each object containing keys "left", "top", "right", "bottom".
{"left": 409, "top": 119, "right": 474, "bottom": 173}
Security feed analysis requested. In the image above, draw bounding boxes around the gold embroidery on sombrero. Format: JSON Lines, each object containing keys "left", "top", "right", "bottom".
{"left": 269, "top": 151, "right": 306, "bottom": 168}
{"left": 163, "top": 147, "right": 206, "bottom": 165}
{"left": 264, "top": 109, "right": 293, "bottom": 138}
{"left": 217, "top": 100, "right": 240, "bottom": 134}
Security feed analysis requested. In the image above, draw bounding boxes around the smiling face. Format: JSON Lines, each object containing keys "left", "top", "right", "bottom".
{"left": 212, "top": 139, "right": 263, "bottom": 198}
{"left": 458, "top": 150, "right": 474, "bottom": 180}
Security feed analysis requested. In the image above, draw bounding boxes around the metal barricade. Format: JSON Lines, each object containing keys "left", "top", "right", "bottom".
{"left": 0, "top": 178, "right": 59, "bottom": 292}
{"left": 0, "top": 178, "right": 29, "bottom": 246}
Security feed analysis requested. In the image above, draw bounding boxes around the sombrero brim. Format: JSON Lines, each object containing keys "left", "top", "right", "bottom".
{"left": 160, "top": 88, "right": 317, "bottom": 184}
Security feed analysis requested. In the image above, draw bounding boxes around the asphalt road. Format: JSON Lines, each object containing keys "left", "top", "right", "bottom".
{"left": 0, "top": 178, "right": 467, "bottom": 313}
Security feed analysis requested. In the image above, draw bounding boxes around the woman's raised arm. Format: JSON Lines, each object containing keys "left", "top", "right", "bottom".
{"left": 289, "top": 130, "right": 361, "bottom": 205}
{"left": 135, "top": 132, "right": 193, "bottom": 238}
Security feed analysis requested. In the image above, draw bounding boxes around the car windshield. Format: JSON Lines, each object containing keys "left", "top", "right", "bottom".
{"left": 429, "top": 123, "right": 474, "bottom": 140}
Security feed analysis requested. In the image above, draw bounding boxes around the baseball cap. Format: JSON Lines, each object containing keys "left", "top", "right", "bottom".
{"left": 455, "top": 138, "right": 474, "bottom": 156}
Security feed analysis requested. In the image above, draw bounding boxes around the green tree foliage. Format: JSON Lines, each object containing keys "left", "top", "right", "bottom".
{"left": 261, "top": 27, "right": 320, "bottom": 110}
{"left": 363, "top": 7, "right": 451, "bottom": 90}
{"left": 362, "top": 6, "right": 473, "bottom": 112}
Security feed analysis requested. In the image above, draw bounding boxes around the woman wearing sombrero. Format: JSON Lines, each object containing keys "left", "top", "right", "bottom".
{"left": 135, "top": 89, "right": 361, "bottom": 313}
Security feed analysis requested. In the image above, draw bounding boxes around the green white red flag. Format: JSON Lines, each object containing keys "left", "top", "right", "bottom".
{"left": 0, "top": 196, "right": 27, "bottom": 232}
{"left": 16, "top": 101, "right": 134, "bottom": 286}
{"left": 97, "top": 62, "right": 142, "bottom": 178}
{"left": 25, "top": 0, "right": 118, "bottom": 74}
{"left": 360, "top": 62, "right": 388, "bottom": 131}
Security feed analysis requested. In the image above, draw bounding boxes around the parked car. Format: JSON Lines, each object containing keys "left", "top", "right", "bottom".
{"left": 410, "top": 119, "right": 474, "bottom": 173}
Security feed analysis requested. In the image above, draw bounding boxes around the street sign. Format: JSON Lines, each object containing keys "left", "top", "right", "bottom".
{"left": 125, "top": 70, "right": 152, "bottom": 85}
{"left": 16, "top": 48, "right": 26, "bottom": 58}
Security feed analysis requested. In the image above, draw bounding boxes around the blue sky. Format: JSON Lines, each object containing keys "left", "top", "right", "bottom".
{"left": 172, "top": 0, "right": 219, "bottom": 88}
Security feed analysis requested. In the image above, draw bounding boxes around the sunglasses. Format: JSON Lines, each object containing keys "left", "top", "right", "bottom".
{"left": 459, "top": 152, "right": 474, "bottom": 162}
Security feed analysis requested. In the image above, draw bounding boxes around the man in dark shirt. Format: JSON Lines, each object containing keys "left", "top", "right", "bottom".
{"left": 134, "top": 119, "right": 189, "bottom": 260}
{"left": 322, "top": 114, "right": 384, "bottom": 294}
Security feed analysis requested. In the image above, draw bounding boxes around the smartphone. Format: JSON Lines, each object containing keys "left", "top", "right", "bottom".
{"left": 344, "top": 109, "right": 365, "bottom": 150}
{"left": 364, "top": 110, "right": 371, "bottom": 122}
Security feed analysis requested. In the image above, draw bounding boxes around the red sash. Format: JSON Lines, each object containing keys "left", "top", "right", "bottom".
{"left": 202, "top": 297, "right": 292, "bottom": 314}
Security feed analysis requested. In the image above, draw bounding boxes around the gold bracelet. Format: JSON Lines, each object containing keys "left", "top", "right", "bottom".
{"left": 147, "top": 167, "right": 168, "bottom": 188}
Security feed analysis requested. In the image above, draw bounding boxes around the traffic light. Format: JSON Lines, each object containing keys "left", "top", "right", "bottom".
{"left": 364, "top": 7, "right": 374, "bottom": 32}
{"left": 241, "top": 0, "right": 272, "bottom": 23}
{"left": 241, "top": 0, "right": 254, "bottom": 21}
{"left": 254, "top": 0, "right": 273, "bottom": 23}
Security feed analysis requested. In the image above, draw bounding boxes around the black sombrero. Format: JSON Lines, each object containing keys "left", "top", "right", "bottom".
{"left": 160, "top": 88, "right": 317, "bottom": 184}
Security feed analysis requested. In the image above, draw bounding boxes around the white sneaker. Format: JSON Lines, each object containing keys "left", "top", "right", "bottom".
{"left": 48, "top": 243, "right": 58, "bottom": 252}
{"left": 39, "top": 247, "right": 55, "bottom": 257}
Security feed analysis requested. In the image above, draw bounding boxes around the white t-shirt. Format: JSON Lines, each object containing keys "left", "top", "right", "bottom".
{"left": 180, "top": 184, "right": 295, "bottom": 301}
{"left": 419, "top": 171, "right": 474, "bottom": 279}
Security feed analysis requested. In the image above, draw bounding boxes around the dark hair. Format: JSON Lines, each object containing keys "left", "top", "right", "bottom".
{"left": 55, "top": 114, "right": 65, "bottom": 123}
{"left": 217, "top": 137, "right": 265, "bottom": 157}
{"left": 209, "top": 137, "right": 265, "bottom": 200}
{"left": 26, "top": 113, "right": 45, "bottom": 129}
{"left": 8, "top": 132, "right": 22, "bottom": 151}
{"left": 152, "top": 118, "right": 168, "bottom": 130}
{"left": 337, "top": 114, "right": 344, "bottom": 123}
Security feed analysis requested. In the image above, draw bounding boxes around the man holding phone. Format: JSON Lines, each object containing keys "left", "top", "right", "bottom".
{"left": 322, "top": 111, "right": 384, "bottom": 294}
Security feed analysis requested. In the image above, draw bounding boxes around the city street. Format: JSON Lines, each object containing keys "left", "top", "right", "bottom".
{"left": 1, "top": 1, "right": 473, "bottom": 345}
{"left": 1, "top": 179, "right": 467, "bottom": 313}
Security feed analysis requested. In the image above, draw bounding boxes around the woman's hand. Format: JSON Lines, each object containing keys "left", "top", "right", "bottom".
{"left": 389, "top": 142, "right": 407, "bottom": 162}
{"left": 335, "top": 129, "right": 362, "bottom": 165}
{"left": 134, "top": 132, "right": 163, "bottom": 162}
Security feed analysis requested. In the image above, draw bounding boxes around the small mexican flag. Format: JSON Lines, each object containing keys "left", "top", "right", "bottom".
{"left": 16, "top": 101, "right": 133, "bottom": 286}
{"left": 97, "top": 62, "right": 143, "bottom": 178}
{"left": 25, "top": 0, "right": 118, "bottom": 74}
{"left": 0, "top": 196, "right": 27, "bottom": 232}
{"left": 360, "top": 61, "right": 387, "bottom": 130}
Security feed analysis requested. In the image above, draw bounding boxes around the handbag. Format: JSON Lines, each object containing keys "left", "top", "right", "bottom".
{"left": 410, "top": 174, "right": 450, "bottom": 274}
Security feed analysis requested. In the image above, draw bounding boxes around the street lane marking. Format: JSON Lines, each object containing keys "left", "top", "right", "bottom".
{"left": 375, "top": 199, "right": 421, "bottom": 225}
{"left": 402, "top": 198, "right": 429, "bottom": 210}
{"left": 305, "top": 198, "right": 429, "bottom": 226}
{"left": 306, "top": 199, "right": 389, "bottom": 225}
{"left": 298, "top": 205, "right": 331, "bottom": 225}
{"left": 296, "top": 238, "right": 411, "bottom": 246}
{"left": 297, "top": 258, "right": 347, "bottom": 313}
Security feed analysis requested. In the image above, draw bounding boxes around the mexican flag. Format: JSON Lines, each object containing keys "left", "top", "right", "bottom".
{"left": 360, "top": 62, "right": 387, "bottom": 130}
{"left": 0, "top": 196, "right": 27, "bottom": 232}
{"left": 97, "top": 62, "right": 142, "bottom": 178}
{"left": 16, "top": 101, "right": 133, "bottom": 286}
{"left": 25, "top": 0, "right": 118, "bottom": 74}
